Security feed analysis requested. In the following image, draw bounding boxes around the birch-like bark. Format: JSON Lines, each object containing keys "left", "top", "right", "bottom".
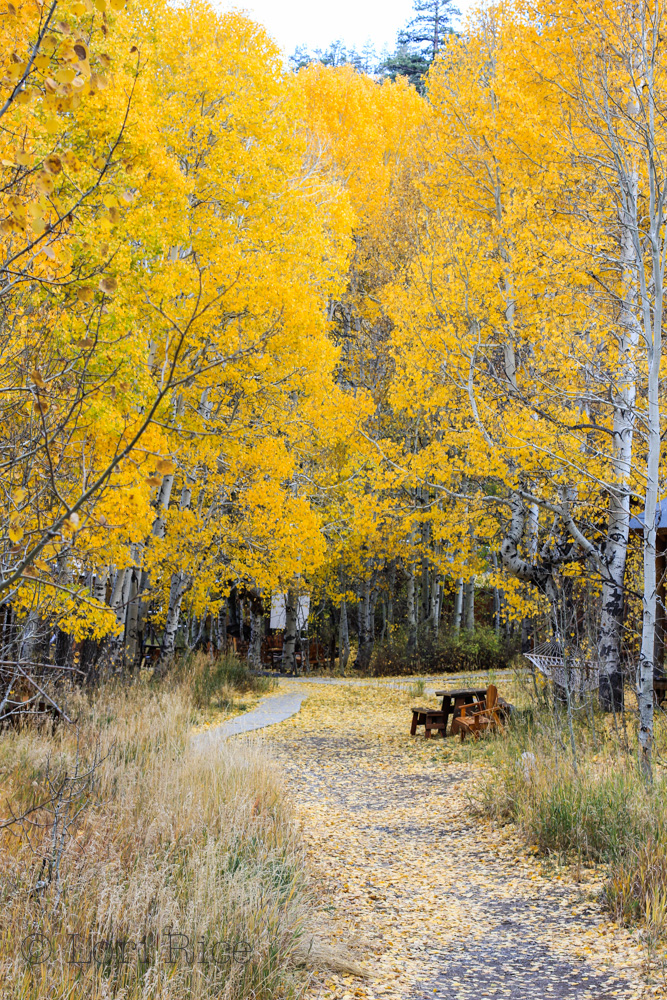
{"left": 599, "top": 206, "right": 640, "bottom": 711}
{"left": 453, "top": 579, "right": 464, "bottom": 632}
{"left": 248, "top": 590, "right": 262, "bottom": 669}
{"left": 281, "top": 588, "right": 298, "bottom": 674}
{"left": 124, "top": 565, "right": 141, "bottom": 665}
{"left": 463, "top": 578, "right": 475, "bottom": 631}
{"left": 161, "top": 478, "right": 193, "bottom": 662}
{"left": 339, "top": 594, "right": 350, "bottom": 671}
{"left": 431, "top": 579, "right": 442, "bottom": 635}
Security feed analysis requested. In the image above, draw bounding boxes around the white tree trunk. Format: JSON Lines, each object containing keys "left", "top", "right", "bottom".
{"left": 453, "top": 578, "right": 464, "bottom": 631}
{"left": 282, "top": 587, "right": 298, "bottom": 673}
{"left": 160, "top": 477, "right": 193, "bottom": 664}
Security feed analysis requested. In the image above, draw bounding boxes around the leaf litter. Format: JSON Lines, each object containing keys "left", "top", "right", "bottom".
{"left": 239, "top": 677, "right": 666, "bottom": 1000}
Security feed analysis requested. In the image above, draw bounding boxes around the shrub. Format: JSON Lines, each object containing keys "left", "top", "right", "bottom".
{"left": 183, "top": 651, "right": 272, "bottom": 710}
{"left": 371, "top": 625, "right": 519, "bottom": 676}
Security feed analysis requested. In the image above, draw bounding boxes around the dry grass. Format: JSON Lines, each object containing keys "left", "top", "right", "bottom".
{"left": 0, "top": 672, "right": 308, "bottom": 999}
{"left": 471, "top": 670, "right": 667, "bottom": 939}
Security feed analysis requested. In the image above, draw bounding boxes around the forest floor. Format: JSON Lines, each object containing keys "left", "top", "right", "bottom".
{"left": 235, "top": 674, "right": 667, "bottom": 1000}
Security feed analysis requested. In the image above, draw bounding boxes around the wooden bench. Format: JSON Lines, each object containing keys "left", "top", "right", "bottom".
{"left": 451, "top": 684, "right": 508, "bottom": 741}
{"left": 410, "top": 706, "right": 447, "bottom": 738}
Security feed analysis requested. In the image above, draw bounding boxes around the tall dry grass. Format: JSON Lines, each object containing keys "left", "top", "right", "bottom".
{"left": 0, "top": 673, "right": 307, "bottom": 999}
{"left": 474, "top": 679, "right": 667, "bottom": 940}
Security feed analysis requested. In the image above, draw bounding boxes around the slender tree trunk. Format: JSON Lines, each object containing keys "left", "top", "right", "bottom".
{"left": 162, "top": 572, "right": 189, "bottom": 658}
{"left": 599, "top": 205, "right": 640, "bottom": 711}
{"left": 124, "top": 564, "right": 141, "bottom": 666}
{"left": 356, "top": 578, "right": 374, "bottom": 671}
{"left": 339, "top": 594, "right": 350, "bottom": 672}
{"left": 407, "top": 564, "right": 417, "bottom": 654}
{"left": 464, "top": 578, "right": 475, "bottom": 631}
{"left": 249, "top": 603, "right": 262, "bottom": 669}
{"left": 387, "top": 560, "right": 395, "bottom": 630}
{"left": 282, "top": 587, "right": 298, "bottom": 674}
{"left": 453, "top": 578, "right": 464, "bottom": 632}
{"left": 160, "top": 477, "right": 193, "bottom": 665}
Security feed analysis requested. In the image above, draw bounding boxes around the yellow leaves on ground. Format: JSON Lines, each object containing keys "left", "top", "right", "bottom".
{"left": 260, "top": 678, "right": 655, "bottom": 999}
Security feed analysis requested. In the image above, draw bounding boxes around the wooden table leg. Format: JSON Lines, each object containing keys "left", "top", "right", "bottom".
{"left": 441, "top": 697, "right": 452, "bottom": 736}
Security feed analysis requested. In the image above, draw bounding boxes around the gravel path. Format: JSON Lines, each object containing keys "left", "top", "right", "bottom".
{"left": 189, "top": 691, "right": 306, "bottom": 748}
{"left": 260, "top": 682, "right": 646, "bottom": 1000}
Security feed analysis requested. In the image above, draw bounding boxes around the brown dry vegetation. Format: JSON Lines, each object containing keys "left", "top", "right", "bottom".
{"left": 0, "top": 666, "right": 307, "bottom": 999}
{"left": 473, "top": 671, "right": 667, "bottom": 950}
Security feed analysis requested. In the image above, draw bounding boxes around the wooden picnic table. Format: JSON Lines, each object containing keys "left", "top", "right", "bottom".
{"left": 435, "top": 688, "right": 488, "bottom": 736}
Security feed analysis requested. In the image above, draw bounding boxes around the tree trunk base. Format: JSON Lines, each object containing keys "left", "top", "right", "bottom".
{"left": 599, "top": 670, "right": 624, "bottom": 712}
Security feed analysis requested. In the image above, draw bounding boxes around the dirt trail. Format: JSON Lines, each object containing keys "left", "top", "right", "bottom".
{"left": 254, "top": 680, "right": 656, "bottom": 1000}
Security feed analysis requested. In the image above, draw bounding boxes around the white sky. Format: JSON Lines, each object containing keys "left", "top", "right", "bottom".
{"left": 217, "top": 0, "right": 474, "bottom": 59}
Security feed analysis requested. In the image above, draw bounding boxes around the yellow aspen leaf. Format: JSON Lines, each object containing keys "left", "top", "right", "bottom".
{"left": 8, "top": 60, "right": 26, "bottom": 81}
{"left": 77, "top": 286, "right": 95, "bottom": 303}
{"left": 71, "top": 1, "right": 86, "bottom": 14}
{"left": 93, "top": 0, "right": 106, "bottom": 11}
{"left": 34, "top": 53, "right": 50, "bottom": 70}
{"left": 34, "top": 558, "right": 50, "bottom": 573}
{"left": 16, "top": 88, "right": 33, "bottom": 104}
{"left": 43, "top": 116, "right": 61, "bottom": 134}
{"left": 33, "top": 397, "right": 49, "bottom": 413}
{"left": 8, "top": 527, "right": 22, "bottom": 544}
{"left": 61, "top": 150, "right": 80, "bottom": 171}
{"left": 109, "top": 0, "right": 125, "bottom": 9}
{"left": 31, "top": 370, "right": 46, "bottom": 388}
{"left": 43, "top": 154, "right": 62, "bottom": 174}
{"left": 15, "top": 150, "right": 32, "bottom": 166}
{"left": 35, "top": 171, "right": 54, "bottom": 194}
{"left": 99, "top": 276, "right": 117, "bottom": 294}
{"left": 54, "top": 66, "right": 76, "bottom": 83}
{"left": 13, "top": 488, "right": 25, "bottom": 502}
{"left": 145, "top": 475, "right": 161, "bottom": 486}
{"left": 157, "top": 459, "right": 175, "bottom": 474}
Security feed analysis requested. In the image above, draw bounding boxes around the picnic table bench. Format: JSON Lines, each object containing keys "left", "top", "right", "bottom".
{"left": 411, "top": 687, "right": 487, "bottom": 739}
{"left": 436, "top": 688, "right": 489, "bottom": 735}
{"left": 411, "top": 686, "right": 510, "bottom": 738}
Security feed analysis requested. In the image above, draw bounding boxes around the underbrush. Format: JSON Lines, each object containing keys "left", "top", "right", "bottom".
{"left": 475, "top": 698, "right": 667, "bottom": 940}
{"left": 0, "top": 672, "right": 305, "bottom": 999}
{"left": 372, "top": 625, "right": 519, "bottom": 676}
{"left": 180, "top": 650, "right": 272, "bottom": 711}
